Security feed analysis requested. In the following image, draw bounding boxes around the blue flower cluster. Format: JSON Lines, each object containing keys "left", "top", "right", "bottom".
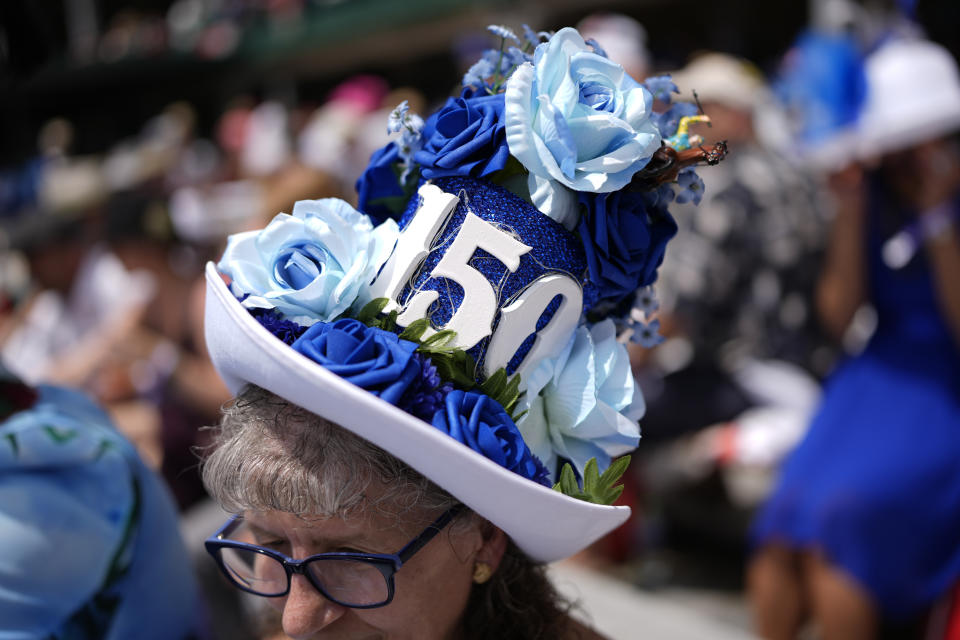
{"left": 354, "top": 25, "right": 711, "bottom": 306}
{"left": 248, "top": 311, "right": 551, "bottom": 486}
{"left": 228, "top": 23, "right": 724, "bottom": 490}
{"left": 398, "top": 355, "right": 453, "bottom": 423}
{"left": 250, "top": 308, "right": 307, "bottom": 345}
{"left": 462, "top": 25, "right": 542, "bottom": 94}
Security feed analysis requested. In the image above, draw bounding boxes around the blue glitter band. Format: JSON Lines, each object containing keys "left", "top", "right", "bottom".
{"left": 397, "top": 176, "right": 587, "bottom": 375}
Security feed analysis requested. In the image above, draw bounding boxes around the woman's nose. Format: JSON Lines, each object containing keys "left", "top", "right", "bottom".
{"left": 281, "top": 574, "right": 348, "bottom": 639}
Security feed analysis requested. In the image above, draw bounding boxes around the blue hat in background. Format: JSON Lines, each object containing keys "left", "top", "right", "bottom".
{"left": 0, "top": 377, "right": 199, "bottom": 640}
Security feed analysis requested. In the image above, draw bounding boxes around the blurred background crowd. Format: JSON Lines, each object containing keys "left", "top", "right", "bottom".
{"left": 1, "top": 0, "right": 959, "bottom": 639}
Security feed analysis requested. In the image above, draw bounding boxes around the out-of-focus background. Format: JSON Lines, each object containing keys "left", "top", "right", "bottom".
{"left": 2, "top": 1, "right": 959, "bottom": 639}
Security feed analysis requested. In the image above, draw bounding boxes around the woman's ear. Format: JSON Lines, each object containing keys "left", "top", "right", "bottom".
{"left": 474, "top": 521, "right": 508, "bottom": 572}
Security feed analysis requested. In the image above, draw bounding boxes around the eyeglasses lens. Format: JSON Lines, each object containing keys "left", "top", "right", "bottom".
{"left": 217, "top": 521, "right": 391, "bottom": 606}
{"left": 219, "top": 546, "right": 288, "bottom": 596}
{"left": 306, "top": 558, "right": 390, "bottom": 606}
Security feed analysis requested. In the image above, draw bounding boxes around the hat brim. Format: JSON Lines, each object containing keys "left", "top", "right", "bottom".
{"left": 204, "top": 262, "right": 630, "bottom": 563}
{"left": 858, "top": 107, "right": 960, "bottom": 159}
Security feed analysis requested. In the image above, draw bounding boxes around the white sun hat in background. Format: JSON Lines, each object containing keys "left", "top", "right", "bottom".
{"left": 858, "top": 38, "right": 960, "bottom": 158}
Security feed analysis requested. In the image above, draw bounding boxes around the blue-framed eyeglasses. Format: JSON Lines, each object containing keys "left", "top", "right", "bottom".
{"left": 204, "top": 504, "right": 464, "bottom": 609}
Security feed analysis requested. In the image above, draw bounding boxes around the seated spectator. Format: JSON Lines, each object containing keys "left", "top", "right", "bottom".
{"left": 0, "top": 363, "right": 200, "bottom": 639}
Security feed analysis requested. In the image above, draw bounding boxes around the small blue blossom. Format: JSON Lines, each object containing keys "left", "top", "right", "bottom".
{"left": 634, "top": 286, "right": 660, "bottom": 317}
{"left": 487, "top": 25, "right": 518, "bottom": 42}
{"left": 506, "top": 46, "right": 532, "bottom": 68}
{"left": 585, "top": 38, "right": 608, "bottom": 58}
{"left": 398, "top": 354, "right": 454, "bottom": 422}
{"left": 388, "top": 104, "right": 425, "bottom": 184}
{"left": 521, "top": 24, "right": 543, "bottom": 48}
{"left": 644, "top": 183, "right": 675, "bottom": 213}
{"left": 631, "top": 318, "right": 665, "bottom": 348}
{"left": 250, "top": 307, "right": 307, "bottom": 345}
{"left": 463, "top": 57, "right": 496, "bottom": 88}
{"left": 483, "top": 48, "right": 513, "bottom": 76}
{"left": 387, "top": 101, "right": 409, "bottom": 134}
{"left": 675, "top": 168, "right": 705, "bottom": 205}
{"left": 644, "top": 75, "right": 679, "bottom": 104}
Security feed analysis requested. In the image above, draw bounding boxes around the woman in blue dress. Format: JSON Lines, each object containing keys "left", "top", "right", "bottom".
{"left": 748, "top": 39, "right": 960, "bottom": 640}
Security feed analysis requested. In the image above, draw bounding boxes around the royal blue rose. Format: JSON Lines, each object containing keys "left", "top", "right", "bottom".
{"left": 578, "top": 190, "right": 678, "bottom": 302}
{"left": 413, "top": 92, "right": 510, "bottom": 180}
{"left": 431, "top": 390, "right": 551, "bottom": 486}
{"left": 355, "top": 142, "right": 405, "bottom": 223}
{"left": 292, "top": 318, "right": 420, "bottom": 405}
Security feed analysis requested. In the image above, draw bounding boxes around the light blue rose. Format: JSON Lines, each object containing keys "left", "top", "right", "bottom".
{"left": 504, "top": 28, "right": 661, "bottom": 225}
{"left": 515, "top": 319, "right": 644, "bottom": 481}
{"left": 218, "top": 199, "right": 398, "bottom": 325}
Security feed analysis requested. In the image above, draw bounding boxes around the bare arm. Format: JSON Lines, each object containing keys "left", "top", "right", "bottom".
{"left": 914, "top": 143, "right": 960, "bottom": 349}
{"left": 922, "top": 211, "right": 960, "bottom": 349}
{"left": 816, "top": 165, "right": 869, "bottom": 342}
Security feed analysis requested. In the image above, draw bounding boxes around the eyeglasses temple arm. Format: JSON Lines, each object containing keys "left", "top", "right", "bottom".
{"left": 395, "top": 504, "right": 465, "bottom": 563}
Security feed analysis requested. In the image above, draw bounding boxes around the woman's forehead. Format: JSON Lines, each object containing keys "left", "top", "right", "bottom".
{"left": 242, "top": 505, "right": 429, "bottom": 545}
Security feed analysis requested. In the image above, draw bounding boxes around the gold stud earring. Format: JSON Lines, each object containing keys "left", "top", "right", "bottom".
{"left": 472, "top": 562, "right": 493, "bottom": 584}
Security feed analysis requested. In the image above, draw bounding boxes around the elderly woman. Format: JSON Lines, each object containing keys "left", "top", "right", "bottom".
{"left": 199, "top": 24, "right": 721, "bottom": 640}
{"left": 202, "top": 385, "right": 603, "bottom": 639}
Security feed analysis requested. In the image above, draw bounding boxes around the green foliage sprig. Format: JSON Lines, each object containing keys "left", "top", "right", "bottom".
{"left": 553, "top": 456, "right": 631, "bottom": 505}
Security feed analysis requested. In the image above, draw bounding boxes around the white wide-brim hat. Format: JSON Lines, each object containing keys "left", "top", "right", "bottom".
{"left": 858, "top": 39, "right": 960, "bottom": 158}
{"left": 204, "top": 262, "right": 629, "bottom": 563}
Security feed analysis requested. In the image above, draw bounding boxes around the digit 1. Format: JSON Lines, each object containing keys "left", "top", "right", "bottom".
{"left": 367, "top": 183, "right": 459, "bottom": 312}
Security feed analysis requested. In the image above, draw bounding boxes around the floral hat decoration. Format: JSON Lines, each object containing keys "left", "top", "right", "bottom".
{"left": 206, "top": 25, "right": 726, "bottom": 562}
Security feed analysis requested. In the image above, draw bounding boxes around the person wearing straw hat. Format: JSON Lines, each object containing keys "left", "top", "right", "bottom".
{"left": 199, "top": 25, "right": 725, "bottom": 640}
{"left": 749, "top": 37, "right": 960, "bottom": 640}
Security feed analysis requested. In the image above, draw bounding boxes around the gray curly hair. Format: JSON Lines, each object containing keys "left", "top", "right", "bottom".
{"left": 201, "top": 385, "right": 575, "bottom": 640}
{"left": 201, "top": 385, "right": 458, "bottom": 520}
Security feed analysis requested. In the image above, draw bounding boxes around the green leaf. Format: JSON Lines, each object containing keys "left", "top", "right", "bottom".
{"left": 599, "top": 455, "right": 631, "bottom": 488}
{"left": 601, "top": 484, "right": 625, "bottom": 505}
{"left": 381, "top": 310, "right": 399, "bottom": 333}
{"left": 552, "top": 455, "right": 632, "bottom": 506}
{"left": 420, "top": 329, "right": 457, "bottom": 350}
{"left": 478, "top": 368, "right": 524, "bottom": 418}
{"left": 555, "top": 463, "right": 581, "bottom": 496}
{"left": 398, "top": 318, "right": 430, "bottom": 342}
{"left": 583, "top": 458, "right": 600, "bottom": 494}
{"left": 431, "top": 352, "right": 477, "bottom": 389}
{"left": 499, "top": 374, "right": 522, "bottom": 416}
{"left": 480, "top": 368, "right": 507, "bottom": 399}
{"left": 356, "top": 298, "right": 390, "bottom": 325}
